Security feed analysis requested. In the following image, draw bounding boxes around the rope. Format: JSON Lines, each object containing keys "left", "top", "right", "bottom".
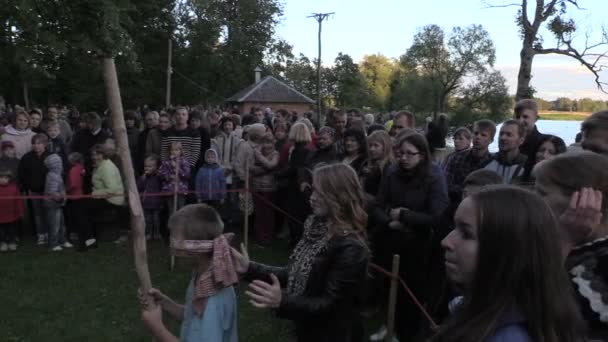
{"left": 0, "top": 188, "right": 249, "bottom": 200}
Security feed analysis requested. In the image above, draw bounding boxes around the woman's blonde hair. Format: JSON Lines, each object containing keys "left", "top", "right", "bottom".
{"left": 367, "top": 130, "right": 394, "bottom": 174}
{"left": 313, "top": 163, "right": 368, "bottom": 242}
{"left": 288, "top": 122, "right": 311, "bottom": 144}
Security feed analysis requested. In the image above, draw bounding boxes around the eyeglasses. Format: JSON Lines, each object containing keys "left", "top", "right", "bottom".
{"left": 393, "top": 125, "right": 405, "bottom": 129}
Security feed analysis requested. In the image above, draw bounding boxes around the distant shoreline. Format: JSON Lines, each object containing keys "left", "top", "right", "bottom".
{"left": 540, "top": 111, "right": 591, "bottom": 121}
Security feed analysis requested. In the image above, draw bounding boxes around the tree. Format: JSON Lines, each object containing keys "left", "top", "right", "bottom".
{"left": 325, "top": 53, "right": 369, "bottom": 108}
{"left": 359, "top": 54, "right": 398, "bottom": 110}
{"left": 453, "top": 70, "right": 512, "bottom": 124}
{"left": 485, "top": 0, "right": 608, "bottom": 100}
{"left": 404, "top": 24, "right": 496, "bottom": 116}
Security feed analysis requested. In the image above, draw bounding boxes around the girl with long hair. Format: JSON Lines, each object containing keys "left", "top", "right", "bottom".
{"left": 362, "top": 130, "right": 394, "bottom": 197}
{"left": 435, "top": 185, "right": 585, "bottom": 342}
{"left": 535, "top": 152, "right": 608, "bottom": 339}
{"left": 231, "top": 163, "right": 369, "bottom": 342}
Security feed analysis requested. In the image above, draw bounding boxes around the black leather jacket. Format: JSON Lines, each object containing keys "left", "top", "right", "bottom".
{"left": 245, "top": 234, "right": 369, "bottom": 342}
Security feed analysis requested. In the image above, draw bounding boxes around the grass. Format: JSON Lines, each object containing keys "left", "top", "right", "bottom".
{"left": 539, "top": 111, "right": 591, "bottom": 121}
{"left": 0, "top": 228, "right": 292, "bottom": 342}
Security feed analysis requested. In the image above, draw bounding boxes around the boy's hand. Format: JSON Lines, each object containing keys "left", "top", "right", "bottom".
{"left": 138, "top": 287, "right": 165, "bottom": 309}
{"left": 141, "top": 305, "right": 163, "bottom": 330}
{"left": 230, "top": 243, "right": 250, "bottom": 274}
{"left": 560, "top": 188, "right": 603, "bottom": 245}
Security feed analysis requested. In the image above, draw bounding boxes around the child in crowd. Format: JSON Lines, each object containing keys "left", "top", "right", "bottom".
{"left": 43, "top": 153, "right": 72, "bottom": 251}
{"left": 160, "top": 142, "right": 191, "bottom": 214}
{"left": 195, "top": 149, "right": 226, "bottom": 210}
{"left": 138, "top": 155, "right": 163, "bottom": 240}
{"left": 0, "top": 141, "right": 19, "bottom": 177}
{"left": 0, "top": 169, "right": 24, "bottom": 252}
{"left": 250, "top": 132, "right": 279, "bottom": 245}
{"left": 66, "top": 152, "right": 86, "bottom": 242}
{"left": 18, "top": 133, "right": 50, "bottom": 245}
{"left": 46, "top": 121, "right": 69, "bottom": 170}
{"left": 140, "top": 204, "right": 238, "bottom": 342}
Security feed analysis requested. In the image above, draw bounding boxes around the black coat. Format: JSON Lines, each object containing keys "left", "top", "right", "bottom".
{"left": 373, "top": 165, "right": 449, "bottom": 233}
{"left": 17, "top": 151, "right": 49, "bottom": 193}
{"left": 245, "top": 233, "right": 369, "bottom": 342}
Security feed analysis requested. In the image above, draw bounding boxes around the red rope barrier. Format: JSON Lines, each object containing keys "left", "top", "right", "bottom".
{"left": 0, "top": 188, "right": 249, "bottom": 200}
{"left": 8, "top": 184, "right": 439, "bottom": 329}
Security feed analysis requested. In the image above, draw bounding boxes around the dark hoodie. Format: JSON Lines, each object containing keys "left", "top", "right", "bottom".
{"left": 195, "top": 149, "right": 226, "bottom": 202}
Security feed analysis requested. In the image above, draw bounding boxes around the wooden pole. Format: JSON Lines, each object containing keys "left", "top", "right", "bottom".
{"left": 170, "top": 156, "right": 179, "bottom": 271}
{"left": 386, "top": 254, "right": 400, "bottom": 342}
{"left": 102, "top": 57, "right": 152, "bottom": 294}
{"left": 243, "top": 160, "right": 249, "bottom": 249}
{"left": 165, "top": 39, "right": 172, "bottom": 109}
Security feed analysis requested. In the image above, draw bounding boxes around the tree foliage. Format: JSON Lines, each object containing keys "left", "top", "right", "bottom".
{"left": 403, "top": 24, "right": 497, "bottom": 114}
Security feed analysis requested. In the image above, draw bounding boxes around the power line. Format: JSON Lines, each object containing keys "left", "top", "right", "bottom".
{"left": 308, "top": 12, "right": 334, "bottom": 125}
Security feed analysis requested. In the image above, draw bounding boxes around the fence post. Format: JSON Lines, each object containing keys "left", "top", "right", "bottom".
{"left": 243, "top": 160, "right": 250, "bottom": 249}
{"left": 170, "top": 157, "right": 180, "bottom": 272}
{"left": 386, "top": 254, "right": 400, "bottom": 342}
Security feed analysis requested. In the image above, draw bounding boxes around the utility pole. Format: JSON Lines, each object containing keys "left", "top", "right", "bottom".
{"left": 165, "top": 38, "right": 173, "bottom": 109}
{"left": 308, "top": 12, "right": 334, "bottom": 125}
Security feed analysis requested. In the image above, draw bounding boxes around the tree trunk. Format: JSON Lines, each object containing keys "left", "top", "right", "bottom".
{"left": 102, "top": 58, "right": 153, "bottom": 293}
{"left": 516, "top": 45, "right": 536, "bottom": 101}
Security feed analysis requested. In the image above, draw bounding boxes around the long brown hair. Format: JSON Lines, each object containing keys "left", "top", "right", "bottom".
{"left": 312, "top": 163, "right": 368, "bottom": 242}
{"left": 433, "top": 186, "right": 585, "bottom": 342}
{"left": 367, "top": 130, "right": 394, "bottom": 174}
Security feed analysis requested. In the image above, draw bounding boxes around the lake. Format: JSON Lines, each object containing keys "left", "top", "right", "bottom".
{"left": 487, "top": 120, "right": 582, "bottom": 152}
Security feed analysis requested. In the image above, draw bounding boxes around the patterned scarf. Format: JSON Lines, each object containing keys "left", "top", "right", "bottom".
{"left": 287, "top": 216, "right": 332, "bottom": 296}
{"left": 170, "top": 233, "right": 238, "bottom": 317}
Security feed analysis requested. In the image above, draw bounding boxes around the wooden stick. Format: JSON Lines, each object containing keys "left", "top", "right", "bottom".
{"left": 243, "top": 160, "right": 249, "bottom": 249}
{"left": 170, "top": 156, "right": 179, "bottom": 271}
{"left": 102, "top": 57, "right": 152, "bottom": 294}
{"left": 386, "top": 254, "right": 400, "bottom": 342}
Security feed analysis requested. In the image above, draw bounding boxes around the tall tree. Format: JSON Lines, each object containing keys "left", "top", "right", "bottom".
{"left": 485, "top": 0, "right": 608, "bottom": 100}
{"left": 359, "top": 54, "right": 398, "bottom": 110}
{"left": 325, "top": 53, "right": 369, "bottom": 108}
{"left": 404, "top": 24, "right": 496, "bottom": 115}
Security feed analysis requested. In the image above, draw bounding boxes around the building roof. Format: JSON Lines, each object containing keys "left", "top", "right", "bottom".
{"left": 226, "top": 76, "right": 315, "bottom": 104}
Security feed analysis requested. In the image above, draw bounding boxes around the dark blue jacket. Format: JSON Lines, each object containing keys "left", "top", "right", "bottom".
{"left": 195, "top": 160, "right": 226, "bottom": 202}
{"left": 137, "top": 173, "right": 163, "bottom": 210}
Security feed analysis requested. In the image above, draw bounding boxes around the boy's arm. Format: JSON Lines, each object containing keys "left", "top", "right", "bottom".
{"left": 160, "top": 296, "right": 185, "bottom": 322}
{"left": 141, "top": 306, "right": 180, "bottom": 342}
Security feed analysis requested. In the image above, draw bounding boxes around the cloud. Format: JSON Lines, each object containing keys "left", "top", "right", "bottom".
{"left": 496, "top": 60, "right": 608, "bottom": 100}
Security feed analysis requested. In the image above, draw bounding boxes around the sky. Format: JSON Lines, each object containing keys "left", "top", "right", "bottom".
{"left": 274, "top": 0, "right": 608, "bottom": 100}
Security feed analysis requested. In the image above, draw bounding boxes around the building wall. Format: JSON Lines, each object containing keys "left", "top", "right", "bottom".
{"left": 240, "top": 102, "right": 314, "bottom": 116}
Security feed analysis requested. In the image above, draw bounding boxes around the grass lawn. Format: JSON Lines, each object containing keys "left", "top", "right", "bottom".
{"left": 0, "top": 229, "right": 292, "bottom": 341}
{"left": 539, "top": 111, "right": 591, "bottom": 121}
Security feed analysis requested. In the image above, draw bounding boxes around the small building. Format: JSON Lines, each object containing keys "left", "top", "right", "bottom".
{"left": 226, "top": 67, "right": 315, "bottom": 115}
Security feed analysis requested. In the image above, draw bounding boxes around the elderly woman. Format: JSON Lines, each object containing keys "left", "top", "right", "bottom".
{"left": 232, "top": 163, "right": 370, "bottom": 342}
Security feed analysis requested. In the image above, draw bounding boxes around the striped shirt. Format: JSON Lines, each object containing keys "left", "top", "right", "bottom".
{"left": 160, "top": 127, "right": 201, "bottom": 167}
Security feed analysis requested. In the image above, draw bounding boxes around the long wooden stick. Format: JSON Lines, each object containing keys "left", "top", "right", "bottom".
{"left": 386, "top": 254, "right": 400, "bottom": 342}
{"left": 170, "top": 156, "right": 179, "bottom": 271}
{"left": 244, "top": 160, "right": 249, "bottom": 249}
{"left": 102, "top": 57, "right": 152, "bottom": 294}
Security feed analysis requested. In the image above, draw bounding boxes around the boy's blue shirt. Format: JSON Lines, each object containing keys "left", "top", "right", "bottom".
{"left": 180, "top": 276, "right": 238, "bottom": 342}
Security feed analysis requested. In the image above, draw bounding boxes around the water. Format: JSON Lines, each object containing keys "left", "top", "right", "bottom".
{"left": 485, "top": 120, "right": 582, "bottom": 153}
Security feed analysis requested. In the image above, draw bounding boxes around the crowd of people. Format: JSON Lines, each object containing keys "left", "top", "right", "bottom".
{"left": 1, "top": 100, "right": 608, "bottom": 341}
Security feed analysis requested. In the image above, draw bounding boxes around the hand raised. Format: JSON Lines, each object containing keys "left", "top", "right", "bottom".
{"left": 230, "top": 243, "right": 250, "bottom": 274}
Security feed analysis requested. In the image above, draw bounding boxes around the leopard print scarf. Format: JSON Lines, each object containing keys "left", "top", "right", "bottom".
{"left": 287, "top": 215, "right": 331, "bottom": 296}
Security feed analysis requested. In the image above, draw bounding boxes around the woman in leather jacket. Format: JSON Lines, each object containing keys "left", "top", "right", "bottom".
{"left": 231, "top": 163, "right": 370, "bottom": 342}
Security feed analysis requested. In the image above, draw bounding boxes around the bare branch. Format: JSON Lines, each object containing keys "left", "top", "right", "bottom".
{"left": 480, "top": 0, "right": 521, "bottom": 9}
{"left": 535, "top": 35, "right": 608, "bottom": 93}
